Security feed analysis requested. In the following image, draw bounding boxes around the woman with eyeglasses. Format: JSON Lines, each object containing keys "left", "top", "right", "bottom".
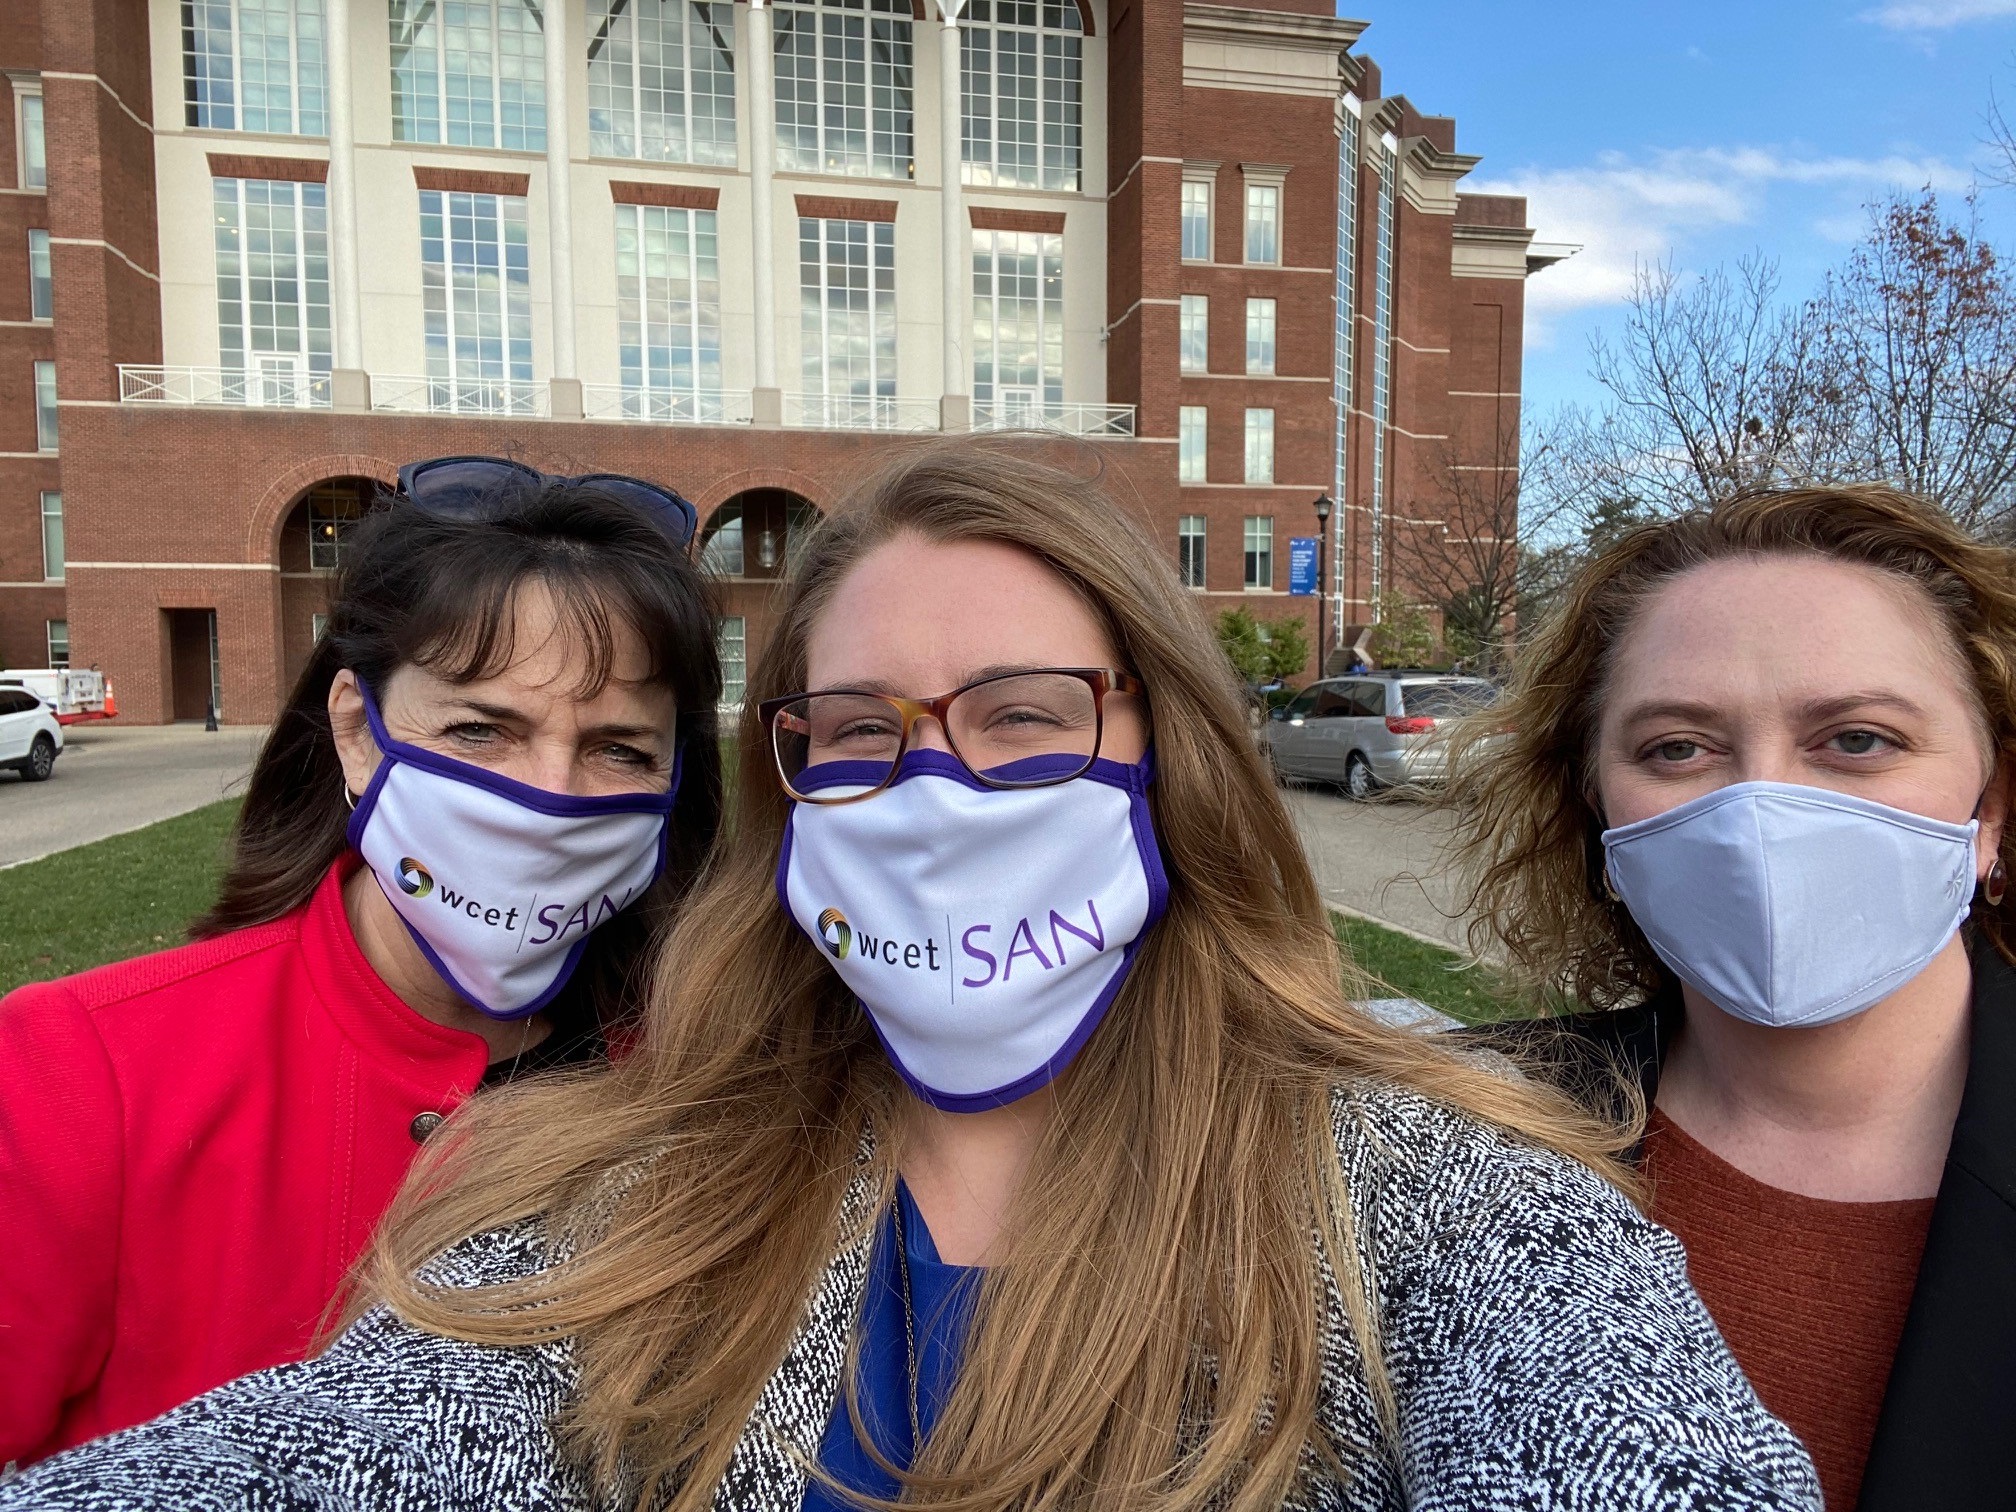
{"left": 0, "top": 459, "right": 721, "bottom": 1466}
{"left": 0, "top": 443, "right": 1816, "bottom": 1510}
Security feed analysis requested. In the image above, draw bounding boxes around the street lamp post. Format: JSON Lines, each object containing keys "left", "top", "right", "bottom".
{"left": 1313, "top": 493, "right": 1334, "bottom": 675}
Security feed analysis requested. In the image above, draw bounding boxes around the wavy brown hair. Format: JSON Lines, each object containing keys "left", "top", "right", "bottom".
{"left": 1443, "top": 483, "right": 2016, "bottom": 1010}
{"left": 354, "top": 438, "right": 1631, "bottom": 1512}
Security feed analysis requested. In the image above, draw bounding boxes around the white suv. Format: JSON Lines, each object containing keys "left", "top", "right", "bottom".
{"left": 0, "top": 685, "right": 63, "bottom": 782}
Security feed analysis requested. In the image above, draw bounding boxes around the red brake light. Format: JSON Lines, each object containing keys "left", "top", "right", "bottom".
{"left": 1386, "top": 715, "right": 1436, "bottom": 735}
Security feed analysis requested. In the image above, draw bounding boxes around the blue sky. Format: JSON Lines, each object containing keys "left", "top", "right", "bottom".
{"left": 1344, "top": 0, "right": 2016, "bottom": 415}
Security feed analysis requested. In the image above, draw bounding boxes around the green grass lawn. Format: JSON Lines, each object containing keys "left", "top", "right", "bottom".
{"left": 1, "top": 799, "right": 244, "bottom": 995}
{"left": 2, "top": 798, "right": 1512, "bottom": 1027}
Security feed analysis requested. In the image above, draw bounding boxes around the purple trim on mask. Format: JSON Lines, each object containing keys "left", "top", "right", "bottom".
{"left": 875, "top": 935, "right": 1150, "bottom": 1113}
{"left": 356, "top": 682, "right": 680, "bottom": 818}
{"left": 775, "top": 807, "right": 801, "bottom": 930}
{"left": 792, "top": 747, "right": 1150, "bottom": 799}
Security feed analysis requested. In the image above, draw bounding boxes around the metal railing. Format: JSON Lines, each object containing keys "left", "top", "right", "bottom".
{"left": 371, "top": 375, "right": 549, "bottom": 418}
{"left": 784, "top": 391, "right": 942, "bottom": 432}
{"left": 580, "top": 385, "right": 752, "bottom": 425}
{"left": 117, "top": 364, "right": 332, "bottom": 409}
{"left": 971, "top": 399, "right": 1137, "bottom": 437}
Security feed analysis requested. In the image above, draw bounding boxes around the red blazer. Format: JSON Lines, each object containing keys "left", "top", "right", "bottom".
{"left": 0, "top": 860, "right": 494, "bottom": 1463}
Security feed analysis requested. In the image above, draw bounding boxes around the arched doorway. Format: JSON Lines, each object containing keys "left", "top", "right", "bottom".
{"left": 276, "top": 476, "right": 385, "bottom": 688}
{"left": 700, "top": 489, "right": 821, "bottom": 710}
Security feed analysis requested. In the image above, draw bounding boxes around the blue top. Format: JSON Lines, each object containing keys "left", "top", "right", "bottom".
{"left": 800, "top": 1182, "right": 981, "bottom": 1512}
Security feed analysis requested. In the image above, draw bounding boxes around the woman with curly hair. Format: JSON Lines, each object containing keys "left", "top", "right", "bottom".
{"left": 1448, "top": 485, "right": 2016, "bottom": 1512}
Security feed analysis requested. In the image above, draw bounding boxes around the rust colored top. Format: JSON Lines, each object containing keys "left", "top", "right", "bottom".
{"left": 1644, "top": 1110, "right": 1937, "bottom": 1512}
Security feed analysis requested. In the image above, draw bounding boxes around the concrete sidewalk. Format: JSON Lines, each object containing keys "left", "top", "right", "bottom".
{"left": 0, "top": 724, "right": 267, "bottom": 869}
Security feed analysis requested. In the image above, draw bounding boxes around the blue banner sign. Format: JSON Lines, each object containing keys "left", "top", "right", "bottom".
{"left": 1288, "top": 536, "right": 1319, "bottom": 596}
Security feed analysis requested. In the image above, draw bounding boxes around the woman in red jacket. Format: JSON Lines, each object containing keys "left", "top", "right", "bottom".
{"left": 0, "top": 458, "right": 723, "bottom": 1464}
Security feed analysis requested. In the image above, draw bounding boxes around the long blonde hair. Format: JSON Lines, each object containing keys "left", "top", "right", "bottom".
{"left": 358, "top": 439, "right": 1630, "bottom": 1512}
{"left": 1442, "top": 483, "right": 2016, "bottom": 1009}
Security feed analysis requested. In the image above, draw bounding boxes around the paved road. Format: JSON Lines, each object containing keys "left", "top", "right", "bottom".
{"left": 0, "top": 724, "right": 267, "bottom": 869}
{"left": 1279, "top": 781, "right": 1476, "bottom": 953}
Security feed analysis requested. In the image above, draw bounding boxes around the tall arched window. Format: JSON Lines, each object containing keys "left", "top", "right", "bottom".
{"left": 961, "top": 0, "right": 1082, "bottom": 192}
{"left": 775, "top": 0, "right": 915, "bottom": 180}
{"left": 587, "top": 0, "right": 736, "bottom": 165}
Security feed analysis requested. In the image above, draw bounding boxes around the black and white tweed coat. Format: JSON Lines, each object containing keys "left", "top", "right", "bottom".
{"left": 0, "top": 1082, "right": 1821, "bottom": 1512}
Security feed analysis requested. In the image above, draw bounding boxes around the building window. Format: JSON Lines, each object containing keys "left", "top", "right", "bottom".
{"left": 1246, "top": 297, "right": 1276, "bottom": 375}
{"left": 800, "top": 216, "right": 896, "bottom": 398}
{"left": 46, "top": 619, "right": 70, "bottom": 668}
{"left": 774, "top": 0, "right": 913, "bottom": 180}
{"left": 615, "top": 203, "right": 723, "bottom": 418}
{"left": 420, "top": 189, "right": 533, "bottom": 393}
{"left": 1180, "top": 176, "right": 1211, "bottom": 262}
{"left": 960, "top": 0, "right": 1082, "bottom": 193}
{"left": 183, "top": 0, "right": 329, "bottom": 135}
{"left": 701, "top": 504, "right": 744, "bottom": 575}
{"left": 1179, "top": 294, "right": 1208, "bottom": 374}
{"left": 1178, "top": 514, "right": 1206, "bottom": 589}
{"left": 307, "top": 484, "right": 364, "bottom": 570}
{"left": 1244, "top": 407, "right": 1275, "bottom": 484}
{"left": 1179, "top": 405, "right": 1207, "bottom": 484}
{"left": 27, "top": 228, "right": 51, "bottom": 320}
{"left": 1243, "top": 515, "right": 1273, "bottom": 590}
{"left": 390, "top": 0, "right": 546, "bottom": 151}
{"left": 587, "top": 0, "right": 736, "bottom": 165}
{"left": 214, "top": 177, "right": 331, "bottom": 395}
{"left": 717, "top": 614, "right": 747, "bottom": 705}
{"left": 40, "top": 491, "right": 62, "bottom": 581}
{"left": 1244, "top": 180, "right": 1280, "bottom": 265}
{"left": 34, "top": 360, "right": 56, "bottom": 451}
{"left": 312, "top": 612, "right": 328, "bottom": 641}
{"left": 972, "top": 228, "right": 1062, "bottom": 410}
{"left": 1370, "top": 133, "right": 1398, "bottom": 606}
{"left": 16, "top": 87, "right": 45, "bottom": 191}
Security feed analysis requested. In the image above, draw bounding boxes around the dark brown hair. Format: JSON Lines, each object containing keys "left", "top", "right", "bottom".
{"left": 1443, "top": 483, "right": 2016, "bottom": 1009}
{"left": 194, "top": 478, "right": 724, "bottom": 1033}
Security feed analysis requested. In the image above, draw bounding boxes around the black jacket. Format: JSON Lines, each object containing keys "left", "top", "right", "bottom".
{"left": 1484, "top": 937, "right": 2016, "bottom": 1512}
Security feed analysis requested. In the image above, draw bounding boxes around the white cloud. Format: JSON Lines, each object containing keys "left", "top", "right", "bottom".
{"left": 1860, "top": 0, "right": 2016, "bottom": 29}
{"left": 1466, "top": 147, "right": 1968, "bottom": 341}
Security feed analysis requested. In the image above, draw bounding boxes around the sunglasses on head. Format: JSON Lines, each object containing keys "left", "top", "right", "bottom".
{"left": 394, "top": 456, "right": 699, "bottom": 545}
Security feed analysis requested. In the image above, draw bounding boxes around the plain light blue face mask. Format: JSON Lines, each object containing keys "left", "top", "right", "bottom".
{"left": 1602, "top": 780, "right": 1979, "bottom": 1029}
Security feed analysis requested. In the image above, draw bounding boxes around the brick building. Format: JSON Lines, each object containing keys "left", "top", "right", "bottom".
{"left": 0, "top": 0, "right": 1566, "bottom": 724}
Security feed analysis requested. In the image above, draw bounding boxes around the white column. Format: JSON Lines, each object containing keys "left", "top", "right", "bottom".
{"left": 747, "top": 0, "right": 781, "bottom": 419}
{"left": 326, "top": 0, "right": 366, "bottom": 407}
{"left": 937, "top": 0, "right": 967, "bottom": 428}
{"left": 544, "top": 0, "right": 580, "bottom": 413}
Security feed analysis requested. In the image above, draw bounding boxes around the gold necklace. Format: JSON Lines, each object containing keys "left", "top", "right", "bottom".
{"left": 891, "top": 1192, "right": 924, "bottom": 1453}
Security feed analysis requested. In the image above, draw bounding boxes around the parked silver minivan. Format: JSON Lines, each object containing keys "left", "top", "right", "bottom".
{"left": 1261, "top": 671, "right": 1497, "bottom": 798}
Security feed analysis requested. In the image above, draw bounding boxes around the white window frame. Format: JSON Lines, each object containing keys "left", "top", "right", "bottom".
{"left": 1180, "top": 163, "right": 1216, "bottom": 263}
{"left": 27, "top": 228, "right": 51, "bottom": 320}
{"left": 46, "top": 618, "right": 69, "bottom": 669}
{"left": 799, "top": 216, "right": 897, "bottom": 398}
{"left": 615, "top": 203, "right": 724, "bottom": 418}
{"left": 1243, "top": 514, "right": 1274, "bottom": 591}
{"left": 774, "top": 0, "right": 914, "bottom": 181}
{"left": 15, "top": 80, "right": 45, "bottom": 191}
{"left": 213, "top": 176, "right": 332, "bottom": 392}
{"left": 702, "top": 505, "right": 745, "bottom": 576}
{"left": 717, "top": 614, "right": 748, "bottom": 707}
{"left": 311, "top": 612, "right": 329, "bottom": 641}
{"left": 420, "top": 188, "right": 534, "bottom": 391}
{"left": 1178, "top": 513, "right": 1206, "bottom": 590}
{"left": 34, "top": 360, "right": 57, "bottom": 452}
{"left": 1242, "top": 166, "right": 1286, "bottom": 266}
{"left": 1179, "top": 404, "right": 1207, "bottom": 484}
{"left": 587, "top": 0, "right": 737, "bottom": 165}
{"left": 389, "top": 0, "right": 547, "bottom": 151}
{"left": 972, "top": 227, "right": 1063, "bottom": 406}
{"left": 40, "top": 490, "right": 62, "bottom": 581}
{"left": 1179, "top": 293, "right": 1208, "bottom": 374}
{"left": 960, "top": 0, "right": 1083, "bottom": 193}
{"left": 182, "top": 0, "right": 330, "bottom": 136}
{"left": 1244, "top": 407, "right": 1275, "bottom": 485}
{"left": 1246, "top": 297, "right": 1276, "bottom": 375}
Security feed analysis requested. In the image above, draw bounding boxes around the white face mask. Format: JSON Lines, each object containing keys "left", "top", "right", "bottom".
{"left": 346, "top": 686, "right": 678, "bottom": 1020}
{"left": 778, "top": 749, "right": 1168, "bottom": 1111}
{"left": 1602, "top": 780, "right": 1979, "bottom": 1029}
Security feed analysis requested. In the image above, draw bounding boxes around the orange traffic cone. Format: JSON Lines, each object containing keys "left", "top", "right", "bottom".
{"left": 102, "top": 681, "right": 118, "bottom": 720}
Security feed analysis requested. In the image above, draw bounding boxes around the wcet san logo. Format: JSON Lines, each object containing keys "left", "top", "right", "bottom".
{"left": 817, "top": 908, "right": 852, "bottom": 960}
{"left": 396, "top": 857, "right": 434, "bottom": 898}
